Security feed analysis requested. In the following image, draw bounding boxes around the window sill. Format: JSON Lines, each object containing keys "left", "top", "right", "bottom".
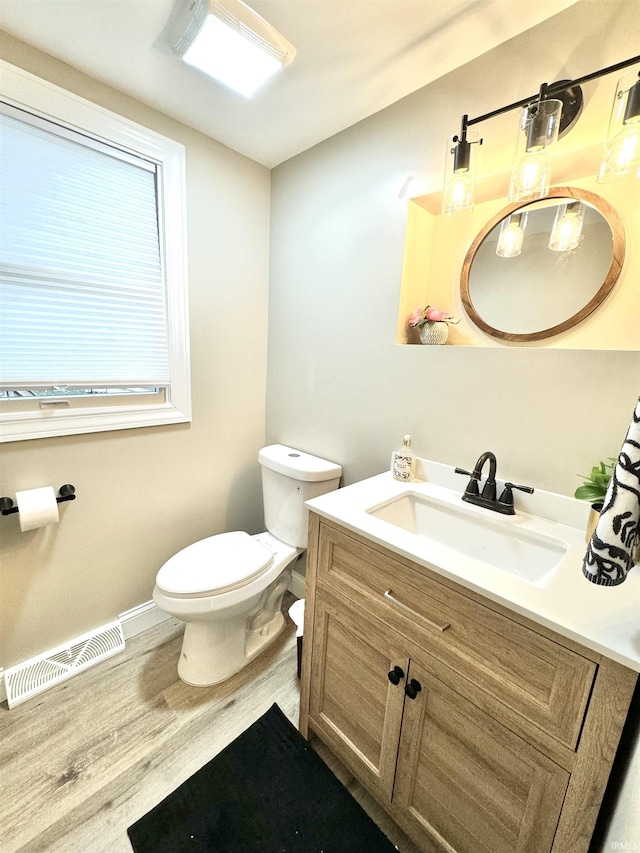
{"left": 0, "top": 400, "right": 191, "bottom": 443}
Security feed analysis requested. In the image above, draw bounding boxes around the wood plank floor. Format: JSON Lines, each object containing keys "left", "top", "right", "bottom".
{"left": 0, "top": 596, "right": 419, "bottom": 853}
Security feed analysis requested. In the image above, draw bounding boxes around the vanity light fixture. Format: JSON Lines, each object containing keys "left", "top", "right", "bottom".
{"left": 442, "top": 55, "right": 640, "bottom": 216}
{"left": 598, "top": 70, "right": 640, "bottom": 183}
{"left": 548, "top": 201, "right": 585, "bottom": 252}
{"left": 442, "top": 124, "right": 482, "bottom": 216}
{"left": 169, "top": 0, "right": 296, "bottom": 98}
{"left": 508, "top": 98, "right": 562, "bottom": 202}
{"left": 496, "top": 212, "right": 527, "bottom": 258}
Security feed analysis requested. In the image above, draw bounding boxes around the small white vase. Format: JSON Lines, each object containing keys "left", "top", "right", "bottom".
{"left": 419, "top": 322, "right": 449, "bottom": 345}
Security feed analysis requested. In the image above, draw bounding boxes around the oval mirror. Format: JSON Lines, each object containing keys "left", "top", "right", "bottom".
{"left": 460, "top": 187, "right": 625, "bottom": 342}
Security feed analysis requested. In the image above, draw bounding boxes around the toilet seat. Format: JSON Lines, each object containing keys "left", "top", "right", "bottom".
{"left": 156, "top": 531, "right": 274, "bottom": 598}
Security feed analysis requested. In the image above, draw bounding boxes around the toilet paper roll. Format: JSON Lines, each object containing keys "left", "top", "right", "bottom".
{"left": 15, "top": 486, "right": 60, "bottom": 532}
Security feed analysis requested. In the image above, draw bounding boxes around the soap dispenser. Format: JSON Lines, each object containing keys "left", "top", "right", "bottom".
{"left": 392, "top": 435, "right": 415, "bottom": 482}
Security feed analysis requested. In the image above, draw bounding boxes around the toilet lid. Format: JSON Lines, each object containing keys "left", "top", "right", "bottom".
{"left": 156, "top": 531, "right": 274, "bottom": 596}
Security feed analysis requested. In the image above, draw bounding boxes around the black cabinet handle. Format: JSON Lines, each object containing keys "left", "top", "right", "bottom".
{"left": 387, "top": 665, "right": 405, "bottom": 685}
{"left": 405, "top": 679, "right": 422, "bottom": 699}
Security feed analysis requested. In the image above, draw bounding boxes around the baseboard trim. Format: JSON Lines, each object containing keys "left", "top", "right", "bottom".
{"left": 0, "top": 601, "right": 170, "bottom": 708}
{"left": 119, "top": 599, "right": 171, "bottom": 640}
{"left": 2, "top": 591, "right": 316, "bottom": 706}
{"left": 288, "top": 568, "right": 306, "bottom": 600}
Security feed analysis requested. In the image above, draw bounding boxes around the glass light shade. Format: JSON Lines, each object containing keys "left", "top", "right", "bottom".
{"left": 548, "top": 202, "right": 585, "bottom": 252}
{"left": 496, "top": 213, "right": 527, "bottom": 258}
{"left": 441, "top": 130, "right": 481, "bottom": 216}
{"left": 509, "top": 99, "right": 562, "bottom": 202}
{"left": 598, "top": 70, "right": 640, "bottom": 183}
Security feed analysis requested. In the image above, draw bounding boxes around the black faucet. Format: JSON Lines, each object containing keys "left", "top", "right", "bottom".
{"left": 455, "top": 451, "right": 534, "bottom": 515}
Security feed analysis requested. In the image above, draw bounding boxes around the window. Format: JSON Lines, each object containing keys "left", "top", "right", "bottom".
{"left": 0, "top": 62, "right": 191, "bottom": 442}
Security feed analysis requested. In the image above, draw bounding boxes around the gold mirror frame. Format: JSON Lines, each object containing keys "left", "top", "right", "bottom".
{"left": 460, "top": 187, "right": 626, "bottom": 342}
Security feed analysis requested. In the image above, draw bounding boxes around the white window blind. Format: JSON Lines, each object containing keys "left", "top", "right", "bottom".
{"left": 0, "top": 107, "right": 170, "bottom": 389}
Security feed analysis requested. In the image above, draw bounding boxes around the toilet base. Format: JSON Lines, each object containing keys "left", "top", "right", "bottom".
{"left": 178, "top": 610, "right": 286, "bottom": 686}
{"left": 176, "top": 568, "right": 292, "bottom": 686}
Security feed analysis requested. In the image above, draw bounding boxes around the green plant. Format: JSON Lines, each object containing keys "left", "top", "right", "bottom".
{"left": 574, "top": 458, "right": 616, "bottom": 504}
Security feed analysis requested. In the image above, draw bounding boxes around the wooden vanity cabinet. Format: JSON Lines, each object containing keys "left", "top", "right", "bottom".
{"left": 299, "top": 514, "right": 638, "bottom": 853}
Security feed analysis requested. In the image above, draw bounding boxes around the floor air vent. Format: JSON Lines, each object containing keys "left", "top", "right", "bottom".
{"left": 5, "top": 620, "right": 125, "bottom": 708}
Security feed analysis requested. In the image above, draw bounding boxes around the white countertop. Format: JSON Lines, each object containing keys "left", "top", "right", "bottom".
{"left": 306, "top": 459, "right": 640, "bottom": 673}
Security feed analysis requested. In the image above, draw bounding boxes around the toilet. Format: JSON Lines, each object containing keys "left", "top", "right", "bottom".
{"left": 153, "top": 444, "right": 341, "bottom": 686}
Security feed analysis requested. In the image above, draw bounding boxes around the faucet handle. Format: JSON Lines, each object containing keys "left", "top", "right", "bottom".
{"left": 455, "top": 467, "right": 479, "bottom": 496}
{"left": 507, "top": 482, "right": 534, "bottom": 494}
{"left": 499, "top": 481, "right": 534, "bottom": 507}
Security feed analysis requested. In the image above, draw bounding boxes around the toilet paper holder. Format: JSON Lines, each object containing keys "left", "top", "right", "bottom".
{"left": 1, "top": 484, "right": 76, "bottom": 516}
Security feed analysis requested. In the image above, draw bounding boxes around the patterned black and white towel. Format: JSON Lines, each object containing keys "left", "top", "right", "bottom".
{"left": 583, "top": 396, "right": 640, "bottom": 586}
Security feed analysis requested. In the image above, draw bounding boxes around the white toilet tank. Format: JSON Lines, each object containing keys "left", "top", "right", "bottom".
{"left": 258, "top": 445, "right": 342, "bottom": 548}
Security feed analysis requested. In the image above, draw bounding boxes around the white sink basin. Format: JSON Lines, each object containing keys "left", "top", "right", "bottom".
{"left": 367, "top": 491, "right": 567, "bottom": 587}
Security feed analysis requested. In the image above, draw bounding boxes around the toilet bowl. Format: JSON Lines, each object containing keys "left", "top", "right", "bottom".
{"left": 154, "top": 531, "right": 299, "bottom": 685}
{"left": 153, "top": 445, "right": 341, "bottom": 685}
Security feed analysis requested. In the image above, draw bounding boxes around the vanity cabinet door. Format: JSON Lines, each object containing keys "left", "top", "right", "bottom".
{"left": 308, "top": 594, "right": 408, "bottom": 802}
{"left": 303, "top": 515, "right": 637, "bottom": 853}
{"left": 394, "top": 660, "right": 570, "bottom": 853}
{"left": 316, "top": 520, "right": 596, "bottom": 750}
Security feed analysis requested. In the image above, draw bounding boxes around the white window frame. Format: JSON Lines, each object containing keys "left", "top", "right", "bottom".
{"left": 0, "top": 61, "right": 191, "bottom": 442}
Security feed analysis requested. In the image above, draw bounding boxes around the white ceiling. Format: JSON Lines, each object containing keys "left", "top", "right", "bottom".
{"left": 0, "top": 0, "right": 579, "bottom": 168}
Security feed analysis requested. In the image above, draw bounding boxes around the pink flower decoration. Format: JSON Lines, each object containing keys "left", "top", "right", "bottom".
{"left": 408, "top": 305, "right": 459, "bottom": 330}
{"left": 408, "top": 307, "right": 424, "bottom": 327}
{"left": 425, "top": 307, "right": 449, "bottom": 321}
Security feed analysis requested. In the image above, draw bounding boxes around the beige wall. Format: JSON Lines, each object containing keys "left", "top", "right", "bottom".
{"left": 268, "top": 0, "right": 640, "bottom": 494}
{"left": 0, "top": 33, "right": 271, "bottom": 666}
{"left": 267, "top": 3, "right": 639, "bottom": 847}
